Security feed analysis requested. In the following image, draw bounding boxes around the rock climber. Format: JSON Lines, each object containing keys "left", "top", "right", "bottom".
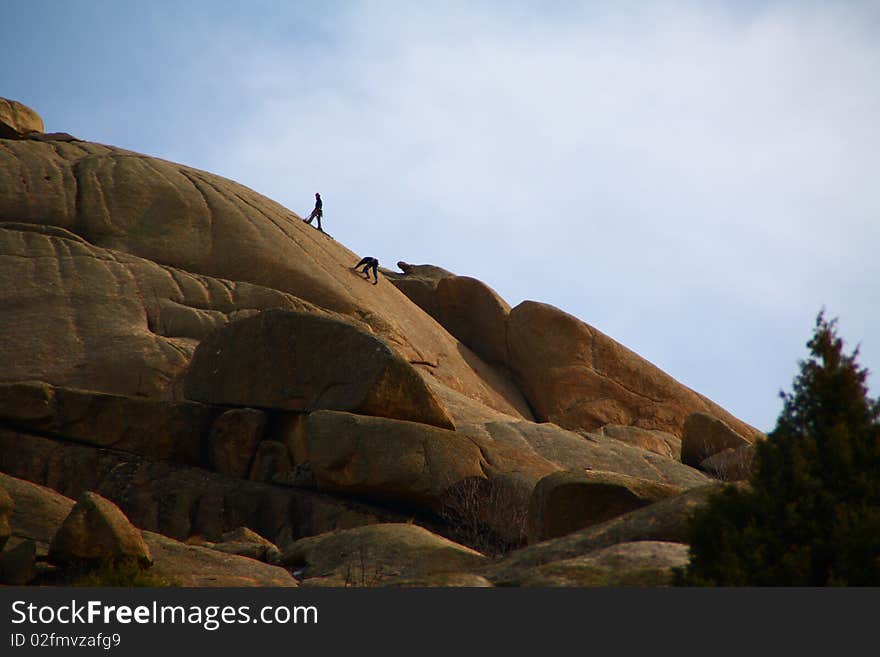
{"left": 304, "top": 192, "right": 323, "bottom": 231}
{"left": 353, "top": 256, "right": 379, "bottom": 285}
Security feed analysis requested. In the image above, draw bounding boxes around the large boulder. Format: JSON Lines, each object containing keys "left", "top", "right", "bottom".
{"left": 0, "top": 381, "right": 220, "bottom": 466}
{"left": 518, "top": 541, "right": 689, "bottom": 587}
{"left": 506, "top": 300, "right": 762, "bottom": 439}
{"left": 0, "top": 98, "right": 44, "bottom": 138}
{"left": 49, "top": 491, "right": 152, "bottom": 567}
{"left": 465, "top": 419, "right": 711, "bottom": 490}
{"left": 301, "top": 411, "right": 487, "bottom": 508}
{"left": 434, "top": 275, "right": 511, "bottom": 366}
{"left": 199, "top": 527, "right": 283, "bottom": 565}
{"left": 184, "top": 309, "right": 455, "bottom": 429}
{"left": 385, "top": 267, "right": 511, "bottom": 367}
{"left": 483, "top": 483, "right": 728, "bottom": 585}
{"left": 526, "top": 470, "right": 683, "bottom": 543}
{"left": 283, "top": 523, "right": 486, "bottom": 587}
{"left": 144, "top": 531, "right": 297, "bottom": 587}
{"left": 681, "top": 412, "right": 754, "bottom": 467}
{"left": 383, "top": 261, "right": 456, "bottom": 319}
{"left": 0, "top": 473, "right": 73, "bottom": 556}
{"left": 699, "top": 444, "right": 756, "bottom": 481}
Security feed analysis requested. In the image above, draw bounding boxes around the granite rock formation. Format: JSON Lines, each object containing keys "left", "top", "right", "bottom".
{"left": 0, "top": 98, "right": 763, "bottom": 586}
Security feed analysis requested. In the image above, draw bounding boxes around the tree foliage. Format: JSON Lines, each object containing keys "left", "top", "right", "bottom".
{"left": 678, "top": 312, "right": 880, "bottom": 585}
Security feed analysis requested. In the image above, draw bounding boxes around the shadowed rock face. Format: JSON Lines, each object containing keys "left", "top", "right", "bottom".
{"left": 434, "top": 275, "right": 511, "bottom": 366}
{"left": 386, "top": 266, "right": 511, "bottom": 367}
{"left": 681, "top": 412, "right": 756, "bottom": 467}
{"left": 0, "top": 473, "right": 296, "bottom": 587}
{"left": 482, "top": 484, "right": 729, "bottom": 586}
{"left": 526, "top": 470, "right": 684, "bottom": 543}
{"left": 184, "top": 309, "right": 456, "bottom": 429}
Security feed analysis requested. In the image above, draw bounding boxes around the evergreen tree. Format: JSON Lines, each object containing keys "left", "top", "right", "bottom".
{"left": 678, "top": 311, "right": 880, "bottom": 585}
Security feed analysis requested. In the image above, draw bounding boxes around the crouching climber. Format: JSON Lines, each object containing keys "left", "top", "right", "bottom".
{"left": 353, "top": 256, "right": 379, "bottom": 285}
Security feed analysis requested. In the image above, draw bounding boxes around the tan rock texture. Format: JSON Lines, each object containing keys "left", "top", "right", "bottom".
{"left": 385, "top": 267, "right": 512, "bottom": 367}
{"left": 0, "top": 381, "right": 220, "bottom": 465}
{"left": 518, "top": 541, "right": 689, "bottom": 587}
{"left": 0, "top": 140, "right": 531, "bottom": 419}
{"left": 144, "top": 531, "right": 297, "bottom": 587}
{"left": 383, "top": 261, "right": 456, "bottom": 320}
{"left": 0, "top": 473, "right": 73, "bottom": 553}
{"left": 0, "top": 224, "right": 320, "bottom": 398}
{"left": 203, "top": 527, "right": 283, "bottom": 564}
{"left": 284, "top": 523, "right": 486, "bottom": 587}
{"left": 462, "top": 418, "right": 710, "bottom": 489}
{"left": 597, "top": 424, "right": 682, "bottom": 460}
{"left": 303, "top": 410, "right": 488, "bottom": 508}
{"left": 681, "top": 412, "right": 754, "bottom": 467}
{"left": 49, "top": 491, "right": 152, "bottom": 566}
{"left": 184, "top": 309, "right": 455, "bottom": 429}
{"left": 507, "top": 301, "right": 762, "bottom": 439}
{"left": 483, "top": 483, "right": 728, "bottom": 585}
{"left": 0, "top": 98, "right": 44, "bottom": 137}
{"left": 526, "top": 470, "right": 683, "bottom": 544}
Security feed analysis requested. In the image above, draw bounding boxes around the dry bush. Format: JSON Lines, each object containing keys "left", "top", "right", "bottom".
{"left": 438, "top": 476, "right": 529, "bottom": 557}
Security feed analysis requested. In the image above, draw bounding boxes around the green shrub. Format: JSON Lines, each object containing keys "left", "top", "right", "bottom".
{"left": 678, "top": 312, "right": 880, "bottom": 585}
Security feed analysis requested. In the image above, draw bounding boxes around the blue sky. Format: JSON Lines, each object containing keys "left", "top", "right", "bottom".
{"left": 3, "top": 1, "right": 879, "bottom": 431}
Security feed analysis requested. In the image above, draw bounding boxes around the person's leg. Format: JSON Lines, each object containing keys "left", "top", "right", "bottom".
{"left": 316, "top": 210, "right": 323, "bottom": 231}
{"left": 355, "top": 257, "right": 369, "bottom": 269}
{"left": 371, "top": 263, "right": 378, "bottom": 284}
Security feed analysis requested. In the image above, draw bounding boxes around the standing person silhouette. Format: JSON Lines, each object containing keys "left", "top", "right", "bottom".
{"left": 304, "top": 192, "right": 323, "bottom": 231}
{"left": 353, "top": 256, "right": 379, "bottom": 285}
